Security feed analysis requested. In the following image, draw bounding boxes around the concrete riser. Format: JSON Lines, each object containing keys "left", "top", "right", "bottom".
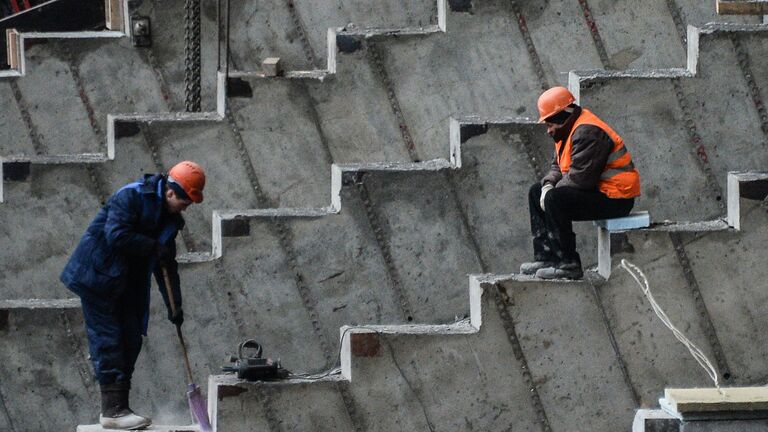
{"left": 1, "top": 0, "right": 768, "bottom": 431}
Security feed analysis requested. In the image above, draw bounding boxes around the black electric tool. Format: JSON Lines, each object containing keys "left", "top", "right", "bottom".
{"left": 222, "top": 340, "right": 289, "bottom": 381}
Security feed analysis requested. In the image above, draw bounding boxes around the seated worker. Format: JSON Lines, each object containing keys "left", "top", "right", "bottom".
{"left": 60, "top": 161, "right": 205, "bottom": 429}
{"left": 521, "top": 87, "right": 640, "bottom": 280}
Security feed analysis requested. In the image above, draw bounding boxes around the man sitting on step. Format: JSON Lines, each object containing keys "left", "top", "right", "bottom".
{"left": 521, "top": 87, "right": 641, "bottom": 280}
{"left": 60, "top": 161, "right": 206, "bottom": 429}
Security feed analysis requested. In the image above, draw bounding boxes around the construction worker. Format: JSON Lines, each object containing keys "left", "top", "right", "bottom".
{"left": 60, "top": 161, "right": 205, "bottom": 429}
{"left": 521, "top": 87, "right": 640, "bottom": 280}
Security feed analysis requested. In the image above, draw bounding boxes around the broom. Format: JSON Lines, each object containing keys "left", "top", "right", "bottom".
{"left": 162, "top": 266, "right": 213, "bottom": 432}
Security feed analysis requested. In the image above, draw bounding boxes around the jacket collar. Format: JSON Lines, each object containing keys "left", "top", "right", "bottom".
{"left": 137, "top": 174, "right": 165, "bottom": 197}
{"left": 142, "top": 174, "right": 186, "bottom": 230}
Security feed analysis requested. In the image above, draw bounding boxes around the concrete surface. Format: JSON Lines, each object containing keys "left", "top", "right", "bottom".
{"left": 77, "top": 424, "right": 200, "bottom": 432}
{"left": 2, "top": 0, "right": 768, "bottom": 431}
{"left": 682, "top": 420, "right": 768, "bottom": 431}
{"left": 77, "top": 426, "right": 199, "bottom": 432}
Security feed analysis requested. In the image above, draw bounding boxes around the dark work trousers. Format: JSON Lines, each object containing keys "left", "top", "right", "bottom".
{"left": 528, "top": 182, "right": 634, "bottom": 263}
{"left": 81, "top": 271, "right": 147, "bottom": 385}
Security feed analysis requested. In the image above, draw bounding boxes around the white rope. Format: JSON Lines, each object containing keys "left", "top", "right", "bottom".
{"left": 619, "top": 259, "right": 720, "bottom": 390}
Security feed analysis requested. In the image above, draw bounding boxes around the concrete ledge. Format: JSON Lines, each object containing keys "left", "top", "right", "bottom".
{"left": 682, "top": 419, "right": 768, "bottom": 431}
{"left": 210, "top": 373, "right": 345, "bottom": 389}
{"left": 661, "top": 387, "right": 768, "bottom": 421}
{"left": 642, "top": 220, "right": 732, "bottom": 232}
{"left": 208, "top": 373, "right": 347, "bottom": 432}
{"left": 594, "top": 171, "right": 766, "bottom": 278}
{"left": 77, "top": 425, "right": 199, "bottom": 432}
{"left": 569, "top": 24, "right": 768, "bottom": 103}
{"left": 0, "top": 298, "right": 80, "bottom": 309}
{"left": 2, "top": 154, "right": 109, "bottom": 164}
{"left": 717, "top": 1, "right": 768, "bottom": 15}
{"left": 228, "top": 0, "right": 445, "bottom": 79}
{"left": 228, "top": 70, "right": 332, "bottom": 81}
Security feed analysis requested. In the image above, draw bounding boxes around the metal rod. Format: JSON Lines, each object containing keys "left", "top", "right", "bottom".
{"left": 216, "top": 0, "right": 221, "bottom": 72}
{"left": 162, "top": 266, "right": 195, "bottom": 384}
{"left": 225, "top": 0, "right": 230, "bottom": 79}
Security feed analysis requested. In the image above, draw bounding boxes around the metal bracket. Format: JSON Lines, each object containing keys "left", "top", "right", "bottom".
{"left": 130, "top": 16, "right": 151, "bottom": 47}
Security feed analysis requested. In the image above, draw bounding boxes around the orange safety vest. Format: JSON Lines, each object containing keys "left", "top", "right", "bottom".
{"left": 555, "top": 108, "right": 641, "bottom": 199}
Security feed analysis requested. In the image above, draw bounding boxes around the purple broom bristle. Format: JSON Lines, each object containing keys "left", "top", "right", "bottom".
{"left": 187, "top": 383, "right": 213, "bottom": 432}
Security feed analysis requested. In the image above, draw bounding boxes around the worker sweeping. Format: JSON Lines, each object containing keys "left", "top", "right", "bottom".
{"left": 60, "top": 161, "right": 205, "bottom": 429}
{"left": 521, "top": 87, "right": 640, "bottom": 280}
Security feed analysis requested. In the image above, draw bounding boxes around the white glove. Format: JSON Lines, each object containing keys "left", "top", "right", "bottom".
{"left": 540, "top": 183, "right": 554, "bottom": 212}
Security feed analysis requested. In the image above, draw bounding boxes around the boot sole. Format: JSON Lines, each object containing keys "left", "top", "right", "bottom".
{"left": 535, "top": 270, "right": 583, "bottom": 280}
{"left": 520, "top": 263, "right": 556, "bottom": 275}
{"left": 100, "top": 418, "right": 152, "bottom": 430}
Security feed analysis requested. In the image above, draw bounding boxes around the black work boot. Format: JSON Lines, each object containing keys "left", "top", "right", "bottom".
{"left": 536, "top": 258, "right": 583, "bottom": 280}
{"left": 100, "top": 382, "right": 152, "bottom": 430}
{"left": 520, "top": 260, "right": 557, "bottom": 275}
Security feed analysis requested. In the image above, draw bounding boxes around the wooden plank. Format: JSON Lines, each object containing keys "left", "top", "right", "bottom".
{"left": 5, "top": 29, "right": 20, "bottom": 71}
{"left": 664, "top": 387, "right": 768, "bottom": 414}
{"left": 717, "top": 0, "right": 768, "bottom": 15}
{"left": 105, "top": 0, "right": 123, "bottom": 30}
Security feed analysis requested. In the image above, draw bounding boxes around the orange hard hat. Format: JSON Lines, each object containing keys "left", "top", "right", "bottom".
{"left": 168, "top": 161, "right": 206, "bottom": 203}
{"left": 537, "top": 86, "right": 575, "bottom": 123}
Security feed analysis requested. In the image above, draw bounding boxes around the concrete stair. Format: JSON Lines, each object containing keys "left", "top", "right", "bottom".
{"left": 76, "top": 425, "right": 199, "bottom": 431}
{"left": 1, "top": 0, "right": 130, "bottom": 78}
{"left": 0, "top": 0, "right": 223, "bottom": 161}
{"left": 202, "top": 171, "right": 768, "bottom": 430}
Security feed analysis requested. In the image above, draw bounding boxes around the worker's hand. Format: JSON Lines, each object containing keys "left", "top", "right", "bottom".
{"left": 155, "top": 242, "right": 173, "bottom": 266}
{"left": 540, "top": 183, "right": 554, "bottom": 212}
{"left": 168, "top": 307, "right": 184, "bottom": 326}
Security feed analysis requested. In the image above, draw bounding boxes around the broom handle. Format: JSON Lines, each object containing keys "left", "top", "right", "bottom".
{"left": 162, "top": 266, "right": 195, "bottom": 384}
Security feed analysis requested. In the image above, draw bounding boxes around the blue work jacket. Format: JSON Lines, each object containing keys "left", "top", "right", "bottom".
{"left": 60, "top": 174, "right": 184, "bottom": 334}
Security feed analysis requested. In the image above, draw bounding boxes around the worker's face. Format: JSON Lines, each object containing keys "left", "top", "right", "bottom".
{"left": 543, "top": 109, "right": 573, "bottom": 140}
{"left": 545, "top": 121, "right": 566, "bottom": 138}
{"left": 165, "top": 189, "right": 193, "bottom": 214}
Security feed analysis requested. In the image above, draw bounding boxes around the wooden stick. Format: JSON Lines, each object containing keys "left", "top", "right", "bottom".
{"left": 162, "top": 266, "right": 194, "bottom": 384}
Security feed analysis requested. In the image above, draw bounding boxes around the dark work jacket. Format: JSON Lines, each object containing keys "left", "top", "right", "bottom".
{"left": 541, "top": 106, "right": 614, "bottom": 190}
{"left": 60, "top": 174, "right": 184, "bottom": 335}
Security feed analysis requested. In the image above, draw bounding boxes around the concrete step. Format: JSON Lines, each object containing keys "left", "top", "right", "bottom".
{"left": 77, "top": 425, "right": 199, "bottom": 432}
{"left": 2, "top": 3, "right": 768, "bottom": 432}
{"left": 226, "top": 0, "right": 439, "bottom": 73}
{"left": 602, "top": 189, "right": 768, "bottom": 406}
{"left": 682, "top": 420, "right": 768, "bottom": 431}
{"left": 207, "top": 275, "right": 566, "bottom": 431}
{"left": 210, "top": 273, "right": 669, "bottom": 431}
{"left": 596, "top": 171, "right": 767, "bottom": 277}
{"left": 571, "top": 24, "right": 768, "bottom": 223}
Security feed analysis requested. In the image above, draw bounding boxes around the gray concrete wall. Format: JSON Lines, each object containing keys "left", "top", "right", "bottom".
{"left": 2, "top": 0, "right": 768, "bottom": 431}
{"left": 682, "top": 419, "right": 768, "bottom": 431}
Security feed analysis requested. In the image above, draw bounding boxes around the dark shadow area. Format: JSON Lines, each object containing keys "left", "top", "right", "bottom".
{"left": 1, "top": 0, "right": 105, "bottom": 68}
